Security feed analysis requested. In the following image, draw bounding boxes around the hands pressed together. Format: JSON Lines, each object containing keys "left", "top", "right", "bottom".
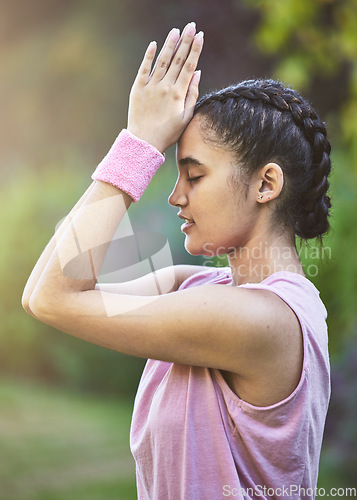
{"left": 127, "top": 22, "right": 204, "bottom": 153}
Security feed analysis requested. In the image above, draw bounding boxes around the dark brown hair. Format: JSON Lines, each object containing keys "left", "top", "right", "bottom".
{"left": 194, "top": 79, "right": 332, "bottom": 240}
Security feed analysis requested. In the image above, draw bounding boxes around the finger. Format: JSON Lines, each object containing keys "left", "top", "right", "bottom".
{"left": 165, "top": 23, "right": 198, "bottom": 83}
{"left": 174, "top": 31, "right": 204, "bottom": 90}
{"left": 135, "top": 41, "right": 157, "bottom": 85}
{"left": 184, "top": 70, "right": 201, "bottom": 119}
{"left": 170, "top": 24, "right": 188, "bottom": 59}
{"left": 150, "top": 28, "right": 181, "bottom": 79}
{"left": 150, "top": 28, "right": 181, "bottom": 82}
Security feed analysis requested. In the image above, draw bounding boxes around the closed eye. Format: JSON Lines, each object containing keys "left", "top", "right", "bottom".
{"left": 187, "top": 176, "right": 203, "bottom": 182}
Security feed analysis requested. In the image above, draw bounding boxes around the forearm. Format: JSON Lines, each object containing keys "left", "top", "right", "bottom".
{"left": 22, "top": 182, "right": 97, "bottom": 315}
{"left": 25, "top": 128, "right": 165, "bottom": 319}
{"left": 24, "top": 23, "right": 202, "bottom": 319}
{"left": 29, "top": 181, "right": 132, "bottom": 314}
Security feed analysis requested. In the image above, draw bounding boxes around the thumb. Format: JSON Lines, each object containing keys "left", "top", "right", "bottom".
{"left": 184, "top": 70, "right": 201, "bottom": 118}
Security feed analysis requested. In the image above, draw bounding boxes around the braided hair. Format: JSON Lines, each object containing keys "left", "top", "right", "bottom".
{"left": 194, "top": 79, "right": 332, "bottom": 240}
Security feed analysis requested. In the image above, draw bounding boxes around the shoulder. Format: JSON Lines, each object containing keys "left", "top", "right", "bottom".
{"left": 240, "top": 271, "right": 327, "bottom": 329}
{"left": 222, "top": 272, "right": 325, "bottom": 406}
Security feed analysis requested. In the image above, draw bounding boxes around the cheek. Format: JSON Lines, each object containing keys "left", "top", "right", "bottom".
{"left": 211, "top": 189, "right": 242, "bottom": 224}
{"left": 203, "top": 179, "right": 235, "bottom": 209}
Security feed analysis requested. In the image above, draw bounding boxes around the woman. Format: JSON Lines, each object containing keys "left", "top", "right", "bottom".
{"left": 22, "top": 22, "right": 331, "bottom": 499}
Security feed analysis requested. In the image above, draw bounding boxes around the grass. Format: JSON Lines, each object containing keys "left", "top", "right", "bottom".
{"left": 0, "top": 378, "right": 137, "bottom": 500}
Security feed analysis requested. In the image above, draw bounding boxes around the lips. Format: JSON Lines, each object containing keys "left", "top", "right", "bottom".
{"left": 178, "top": 213, "right": 195, "bottom": 224}
{"left": 178, "top": 212, "right": 195, "bottom": 233}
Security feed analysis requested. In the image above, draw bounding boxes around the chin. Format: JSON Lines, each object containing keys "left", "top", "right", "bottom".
{"left": 183, "top": 235, "right": 205, "bottom": 256}
{"left": 184, "top": 238, "right": 228, "bottom": 257}
{"left": 184, "top": 241, "right": 202, "bottom": 256}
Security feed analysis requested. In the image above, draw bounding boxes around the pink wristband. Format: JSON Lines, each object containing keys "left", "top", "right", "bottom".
{"left": 91, "top": 129, "right": 165, "bottom": 202}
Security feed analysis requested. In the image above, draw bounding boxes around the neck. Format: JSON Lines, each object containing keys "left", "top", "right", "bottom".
{"left": 228, "top": 231, "right": 305, "bottom": 286}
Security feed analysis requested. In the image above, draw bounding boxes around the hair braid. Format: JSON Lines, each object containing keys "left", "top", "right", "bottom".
{"left": 194, "top": 79, "right": 332, "bottom": 240}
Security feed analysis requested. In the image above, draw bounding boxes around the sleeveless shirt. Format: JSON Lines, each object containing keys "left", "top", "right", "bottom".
{"left": 130, "top": 268, "right": 330, "bottom": 499}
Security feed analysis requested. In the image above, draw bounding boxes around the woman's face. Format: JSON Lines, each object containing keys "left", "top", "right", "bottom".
{"left": 168, "top": 116, "right": 261, "bottom": 257}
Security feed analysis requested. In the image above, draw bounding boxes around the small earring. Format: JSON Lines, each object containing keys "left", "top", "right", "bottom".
{"left": 258, "top": 193, "right": 263, "bottom": 200}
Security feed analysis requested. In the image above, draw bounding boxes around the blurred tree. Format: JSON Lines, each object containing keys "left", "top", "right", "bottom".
{"left": 243, "top": 0, "right": 357, "bottom": 351}
{"left": 243, "top": 0, "right": 357, "bottom": 163}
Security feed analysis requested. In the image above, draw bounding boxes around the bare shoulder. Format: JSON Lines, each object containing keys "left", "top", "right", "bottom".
{"left": 221, "top": 287, "right": 304, "bottom": 407}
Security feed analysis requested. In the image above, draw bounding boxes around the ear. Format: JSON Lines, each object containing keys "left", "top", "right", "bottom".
{"left": 257, "top": 163, "right": 284, "bottom": 203}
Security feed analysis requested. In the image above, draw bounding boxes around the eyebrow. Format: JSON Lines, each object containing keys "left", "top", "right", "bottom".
{"left": 178, "top": 156, "right": 206, "bottom": 168}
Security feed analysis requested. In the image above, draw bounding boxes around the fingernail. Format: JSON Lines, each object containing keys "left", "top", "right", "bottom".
{"left": 171, "top": 28, "right": 180, "bottom": 41}
{"left": 195, "top": 31, "right": 204, "bottom": 43}
{"left": 148, "top": 41, "right": 157, "bottom": 52}
{"left": 186, "top": 22, "right": 196, "bottom": 35}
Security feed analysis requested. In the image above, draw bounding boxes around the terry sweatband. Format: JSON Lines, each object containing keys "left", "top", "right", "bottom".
{"left": 91, "top": 129, "right": 165, "bottom": 202}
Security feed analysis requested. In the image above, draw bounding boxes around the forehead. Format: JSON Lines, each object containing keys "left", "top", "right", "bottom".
{"left": 176, "top": 117, "right": 235, "bottom": 170}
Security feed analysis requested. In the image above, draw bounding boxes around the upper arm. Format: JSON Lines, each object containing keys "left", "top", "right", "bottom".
{"left": 30, "top": 282, "right": 301, "bottom": 378}
{"left": 94, "top": 264, "right": 207, "bottom": 296}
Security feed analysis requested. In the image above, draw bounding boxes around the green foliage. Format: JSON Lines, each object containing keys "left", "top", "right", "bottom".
{"left": 244, "top": 0, "right": 357, "bottom": 168}
{"left": 244, "top": 0, "right": 357, "bottom": 78}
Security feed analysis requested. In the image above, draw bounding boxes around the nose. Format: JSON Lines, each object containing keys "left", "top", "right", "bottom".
{"left": 168, "top": 178, "right": 188, "bottom": 207}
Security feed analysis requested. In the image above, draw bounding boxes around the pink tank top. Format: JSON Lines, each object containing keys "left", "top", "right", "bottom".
{"left": 130, "top": 268, "right": 330, "bottom": 499}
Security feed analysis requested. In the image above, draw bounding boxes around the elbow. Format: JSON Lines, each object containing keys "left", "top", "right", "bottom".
{"left": 21, "top": 290, "right": 29, "bottom": 312}
{"left": 22, "top": 274, "right": 82, "bottom": 327}
{"left": 25, "top": 287, "right": 74, "bottom": 327}
{"left": 21, "top": 289, "right": 36, "bottom": 318}
{"left": 22, "top": 287, "right": 51, "bottom": 321}
{"left": 22, "top": 280, "right": 43, "bottom": 319}
{"left": 27, "top": 290, "right": 51, "bottom": 321}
